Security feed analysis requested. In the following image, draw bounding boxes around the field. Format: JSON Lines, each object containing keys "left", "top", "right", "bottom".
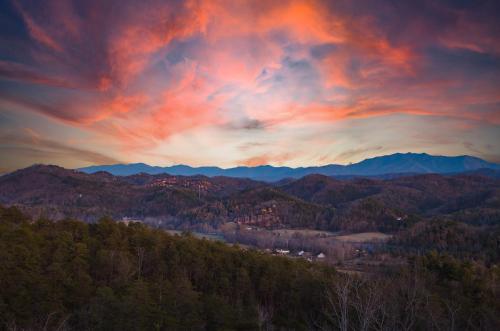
{"left": 270, "top": 229, "right": 391, "bottom": 243}
{"left": 271, "top": 229, "right": 339, "bottom": 237}
{"left": 334, "top": 232, "right": 392, "bottom": 242}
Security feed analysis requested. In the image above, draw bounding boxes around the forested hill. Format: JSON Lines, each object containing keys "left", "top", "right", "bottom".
{"left": 0, "top": 165, "right": 498, "bottom": 232}
{"left": 1, "top": 205, "right": 499, "bottom": 330}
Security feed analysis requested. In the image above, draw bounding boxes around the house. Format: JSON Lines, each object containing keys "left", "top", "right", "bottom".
{"left": 120, "top": 217, "right": 143, "bottom": 226}
{"left": 276, "top": 249, "right": 290, "bottom": 255}
{"left": 317, "top": 252, "right": 326, "bottom": 259}
{"left": 297, "top": 250, "right": 305, "bottom": 256}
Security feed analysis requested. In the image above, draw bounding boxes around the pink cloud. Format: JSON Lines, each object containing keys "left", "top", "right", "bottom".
{"left": 13, "top": 1, "right": 63, "bottom": 52}
{"left": 239, "top": 153, "right": 293, "bottom": 167}
{"left": 2, "top": 0, "right": 499, "bottom": 165}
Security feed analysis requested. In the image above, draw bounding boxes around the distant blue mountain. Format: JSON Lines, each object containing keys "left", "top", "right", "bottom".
{"left": 79, "top": 153, "right": 500, "bottom": 181}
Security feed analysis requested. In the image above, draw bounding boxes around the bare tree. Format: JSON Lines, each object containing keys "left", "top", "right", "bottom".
{"left": 396, "top": 269, "right": 426, "bottom": 331}
{"left": 136, "top": 246, "right": 146, "bottom": 279}
{"left": 325, "top": 274, "right": 354, "bottom": 331}
{"left": 54, "top": 314, "right": 71, "bottom": 331}
{"left": 352, "top": 278, "right": 382, "bottom": 331}
{"left": 42, "top": 311, "right": 58, "bottom": 331}
{"left": 444, "top": 299, "right": 461, "bottom": 331}
{"left": 257, "top": 303, "right": 274, "bottom": 331}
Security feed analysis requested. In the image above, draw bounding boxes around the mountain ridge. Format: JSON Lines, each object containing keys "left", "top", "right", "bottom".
{"left": 78, "top": 153, "right": 500, "bottom": 181}
{"left": 1, "top": 163, "right": 498, "bottom": 231}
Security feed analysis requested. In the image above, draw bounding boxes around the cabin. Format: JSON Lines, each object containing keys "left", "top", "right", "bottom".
{"left": 120, "top": 217, "right": 143, "bottom": 226}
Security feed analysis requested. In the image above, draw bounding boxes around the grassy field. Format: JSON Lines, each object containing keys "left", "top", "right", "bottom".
{"left": 271, "top": 229, "right": 339, "bottom": 237}
{"left": 334, "top": 232, "right": 392, "bottom": 242}
{"left": 270, "top": 229, "right": 391, "bottom": 243}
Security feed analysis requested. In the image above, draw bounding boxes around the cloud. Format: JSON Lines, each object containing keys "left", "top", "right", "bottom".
{"left": 0, "top": 0, "right": 499, "bottom": 167}
{"left": 333, "top": 146, "right": 384, "bottom": 162}
{"left": 0, "top": 60, "right": 76, "bottom": 88}
{"left": 12, "top": 0, "right": 63, "bottom": 52}
{"left": 238, "top": 142, "right": 266, "bottom": 152}
{"left": 239, "top": 153, "right": 292, "bottom": 167}
{"left": 0, "top": 129, "right": 121, "bottom": 165}
{"left": 224, "top": 118, "right": 266, "bottom": 131}
{"left": 0, "top": 90, "right": 147, "bottom": 125}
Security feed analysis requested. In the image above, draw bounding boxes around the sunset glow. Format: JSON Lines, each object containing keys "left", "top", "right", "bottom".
{"left": 1, "top": 0, "right": 499, "bottom": 172}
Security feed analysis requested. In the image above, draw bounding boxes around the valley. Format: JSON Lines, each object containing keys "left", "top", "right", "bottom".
{"left": 2, "top": 163, "right": 498, "bottom": 269}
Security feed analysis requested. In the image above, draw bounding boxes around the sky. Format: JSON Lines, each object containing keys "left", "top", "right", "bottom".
{"left": 0, "top": 0, "right": 499, "bottom": 172}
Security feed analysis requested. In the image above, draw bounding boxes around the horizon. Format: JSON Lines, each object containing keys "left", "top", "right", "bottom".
{"left": 77, "top": 151, "right": 500, "bottom": 169}
{"left": 3, "top": 151, "right": 498, "bottom": 175}
{"left": 1, "top": 1, "right": 499, "bottom": 173}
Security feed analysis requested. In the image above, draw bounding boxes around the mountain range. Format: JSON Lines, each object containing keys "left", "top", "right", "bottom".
{"left": 79, "top": 153, "right": 500, "bottom": 181}
{"left": 1, "top": 164, "right": 498, "bottom": 232}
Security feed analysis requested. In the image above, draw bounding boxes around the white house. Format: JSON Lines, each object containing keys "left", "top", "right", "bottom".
{"left": 120, "top": 217, "right": 143, "bottom": 226}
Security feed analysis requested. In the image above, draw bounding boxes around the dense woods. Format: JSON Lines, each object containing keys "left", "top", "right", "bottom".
{"left": 390, "top": 220, "right": 500, "bottom": 263}
{"left": 1, "top": 205, "right": 499, "bottom": 330}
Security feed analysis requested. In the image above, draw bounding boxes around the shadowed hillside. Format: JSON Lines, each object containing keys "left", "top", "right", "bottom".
{"left": 1, "top": 165, "right": 498, "bottom": 233}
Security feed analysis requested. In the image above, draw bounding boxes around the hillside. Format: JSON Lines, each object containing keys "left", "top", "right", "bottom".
{"left": 2, "top": 206, "right": 498, "bottom": 330}
{"left": 1, "top": 165, "right": 498, "bottom": 233}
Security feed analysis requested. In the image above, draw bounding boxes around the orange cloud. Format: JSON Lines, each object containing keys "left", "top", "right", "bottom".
{"left": 2, "top": 0, "right": 499, "bottom": 167}
{"left": 239, "top": 153, "right": 292, "bottom": 167}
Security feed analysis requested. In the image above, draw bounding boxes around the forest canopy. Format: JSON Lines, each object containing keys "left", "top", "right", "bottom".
{"left": 1, "top": 205, "right": 499, "bottom": 330}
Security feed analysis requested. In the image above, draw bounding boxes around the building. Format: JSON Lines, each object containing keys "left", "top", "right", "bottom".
{"left": 120, "top": 217, "right": 143, "bottom": 226}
